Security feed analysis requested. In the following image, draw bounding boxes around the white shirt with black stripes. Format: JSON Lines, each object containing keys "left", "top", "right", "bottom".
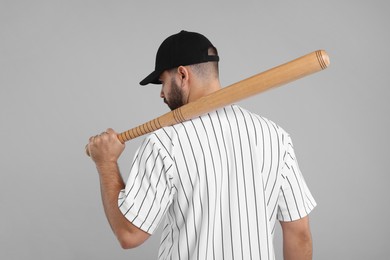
{"left": 118, "top": 104, "right": 316, "bottom": 260}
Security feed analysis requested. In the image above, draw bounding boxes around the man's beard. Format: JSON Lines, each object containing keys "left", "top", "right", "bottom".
{"left": 165, "top": 78, "right": 185, "bottom": 111}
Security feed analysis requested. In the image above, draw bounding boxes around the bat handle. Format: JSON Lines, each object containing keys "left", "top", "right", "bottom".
{"left": 117, "top": 117, "right": 163, "bottom": 142}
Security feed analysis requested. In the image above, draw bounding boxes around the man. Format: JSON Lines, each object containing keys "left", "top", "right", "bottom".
{"left": 87, "top": 30, "right": 316, "bottom": 260}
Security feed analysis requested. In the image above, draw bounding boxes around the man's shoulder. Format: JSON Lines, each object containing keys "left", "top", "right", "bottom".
{"left": 149, "top": 105, "right": 289, "bottom": 142}
{"left": 148, "top": 126, "right": 176, "bottom": 144}
{"left": 214, "top": 105, "right": 288, "bottom": 132}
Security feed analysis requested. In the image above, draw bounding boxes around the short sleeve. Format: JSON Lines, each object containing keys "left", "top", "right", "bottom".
{"left": 277, "top": 135, "right": 317, "bottom": 222}
{"left": 118, "top": 134, "right": 175, "bottom": 234}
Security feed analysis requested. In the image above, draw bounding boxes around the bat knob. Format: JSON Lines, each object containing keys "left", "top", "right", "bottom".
{"left": 85, "top": 144, "right": 91, "bottom": 157}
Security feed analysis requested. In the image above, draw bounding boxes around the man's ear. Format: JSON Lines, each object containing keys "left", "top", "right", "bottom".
{"left": 177, "top": 66, "right": 189, "bottom": 87}
{"left": 177, "top": 66, "right": 191, "bottom": 104}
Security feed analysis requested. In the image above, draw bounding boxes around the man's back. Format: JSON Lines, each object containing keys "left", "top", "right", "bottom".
{"left": 119, "top": 105, "right": 316, "bottom": 260}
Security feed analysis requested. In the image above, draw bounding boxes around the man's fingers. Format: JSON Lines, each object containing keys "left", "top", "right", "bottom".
{"left": 106, "top": 128, "right": 115, "bottom": 135}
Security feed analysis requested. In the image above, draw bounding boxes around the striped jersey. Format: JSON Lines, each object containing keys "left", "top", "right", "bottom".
{"left": 118, "top": 105, "right": 316, "bottom": 260}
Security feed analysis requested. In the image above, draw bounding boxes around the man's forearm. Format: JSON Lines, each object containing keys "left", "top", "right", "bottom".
{"left": 283, "top": 236, "right": 312, "bottom": 260}
{"left": 96, "top": 162, "right": 127, "bottom": 235}
{"left": 94, "top": 161, "right": 151, "bottom": 249}
{"left": 281, "top": 216, "right": 313, "bottom": 260}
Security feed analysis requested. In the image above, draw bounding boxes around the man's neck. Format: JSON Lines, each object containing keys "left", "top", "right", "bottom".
{"left": 187, "top": 79, "right": 221, "bottom": 103}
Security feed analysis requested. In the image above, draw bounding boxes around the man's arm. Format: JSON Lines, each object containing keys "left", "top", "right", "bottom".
{"left": 88, "top": 128, "right": 150, "bottom": 249}
{"left": 280, "top": 216, "right": 313, "bottom": 260}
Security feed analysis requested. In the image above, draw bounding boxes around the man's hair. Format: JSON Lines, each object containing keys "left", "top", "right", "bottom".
{"left": 168, "top": 46, "right": 219, "bottom": 81}
{"left": 189, "top": 46, "right": 219, "bottom": 80}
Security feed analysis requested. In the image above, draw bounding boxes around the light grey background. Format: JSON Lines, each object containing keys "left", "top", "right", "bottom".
{"left": 1, "top": 0, "right": 389, "bottom": 259}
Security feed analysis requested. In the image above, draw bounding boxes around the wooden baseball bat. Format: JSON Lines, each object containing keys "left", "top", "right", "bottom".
{"left": 86, "top": 50, "right": 329, "bottom": 155}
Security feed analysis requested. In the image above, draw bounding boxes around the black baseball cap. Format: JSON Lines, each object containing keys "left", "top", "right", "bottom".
{"left": 139, "top": 30, "right": 219, "bottom": 86}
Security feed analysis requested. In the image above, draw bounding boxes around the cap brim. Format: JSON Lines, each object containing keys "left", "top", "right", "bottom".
{"left": 139, "top": 70, "right": 162, "bottom": 86}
